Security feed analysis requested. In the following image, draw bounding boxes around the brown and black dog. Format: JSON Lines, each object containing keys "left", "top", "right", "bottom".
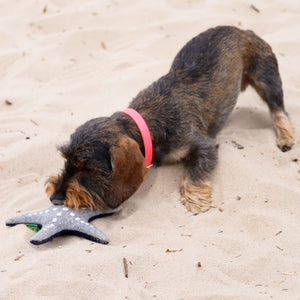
{"left": 46, "top": 26, "right": 294, "bottom": 213}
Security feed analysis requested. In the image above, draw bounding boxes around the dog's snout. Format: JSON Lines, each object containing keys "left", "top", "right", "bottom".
{"left": 50, "top": 193, "right": 64, "bottom": 205}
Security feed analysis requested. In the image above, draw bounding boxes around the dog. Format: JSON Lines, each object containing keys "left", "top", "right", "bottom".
{"left": 46, "top": 26, "right": 295, "bottom": 213}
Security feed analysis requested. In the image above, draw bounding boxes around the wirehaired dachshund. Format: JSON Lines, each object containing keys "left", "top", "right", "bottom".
{"left": 46, "top": 26, "right": 294, "bottom": 213}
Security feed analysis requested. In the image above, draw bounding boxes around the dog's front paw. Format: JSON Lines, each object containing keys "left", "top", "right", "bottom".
{"left": 180, "top": 178, "right": 215, "bottom": 213}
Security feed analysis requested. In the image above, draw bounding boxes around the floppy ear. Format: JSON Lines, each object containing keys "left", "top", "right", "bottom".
{"left": 106, "top": 137, "right": 147, "bottom": 208}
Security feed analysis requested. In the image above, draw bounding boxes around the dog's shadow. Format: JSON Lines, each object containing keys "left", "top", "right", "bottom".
{"left": 111, "top": 167, "right": 160, "bottom": 220}
{"left": 113, "top": 164, "right": 184, "bottom": 220}
{"left": 224, "top": 107, "right": 273, "bottom": 132}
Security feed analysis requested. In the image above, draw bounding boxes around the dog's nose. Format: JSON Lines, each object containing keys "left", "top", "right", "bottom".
{"left": 50, "top": 193, "right": 64, "bottom": 205}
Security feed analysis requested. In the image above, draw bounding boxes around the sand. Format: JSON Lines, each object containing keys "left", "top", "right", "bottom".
{"left": 0, "top": 0, "right": 299, "bottom": 299}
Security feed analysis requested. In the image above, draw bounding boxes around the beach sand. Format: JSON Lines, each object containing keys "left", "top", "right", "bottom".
{"left": 0, "top": 1, "right": 299, "bottom": 299}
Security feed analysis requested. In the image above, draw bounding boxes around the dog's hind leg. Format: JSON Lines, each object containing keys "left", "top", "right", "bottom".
{"left": 180, "top": 138, "right": 218, "bottom": 213}
{"left": 270, "top": 109, "right": 294, "bottom": 152}
{"left": 242, "top": 42, "right": 294, "bottom": 152}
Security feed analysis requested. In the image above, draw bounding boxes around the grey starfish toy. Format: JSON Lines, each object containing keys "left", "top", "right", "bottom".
{"left": 5, "top": 205, "right": 121, "bottom": 245}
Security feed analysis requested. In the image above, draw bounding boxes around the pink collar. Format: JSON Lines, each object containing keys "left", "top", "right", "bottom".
{"left": 122, "top": 108, "right": 153, "bottom": 168}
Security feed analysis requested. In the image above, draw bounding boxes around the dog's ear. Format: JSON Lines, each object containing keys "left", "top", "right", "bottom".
{"left": 106, "top": 137, "right": 147, "bottom": 208}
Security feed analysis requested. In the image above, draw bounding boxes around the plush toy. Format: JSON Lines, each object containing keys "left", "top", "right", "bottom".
{"left": 5, "top": 205, "right": 121, "bottom": 245}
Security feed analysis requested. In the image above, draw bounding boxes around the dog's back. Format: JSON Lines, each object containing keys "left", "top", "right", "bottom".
{"left": 133, "top": 27, "right": 282, "bottom": 137}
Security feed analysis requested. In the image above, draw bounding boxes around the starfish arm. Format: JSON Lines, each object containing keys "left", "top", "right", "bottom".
{"left": 85, "top": 206, "right": 122, "bottom": 222}
{"left": 5, "top": 211, "right": 44, "bottom": 226}
{"left": 62, "top": 216, "right": 110, "bottom": 244}
{"left": 30, "top": 225, "right": 58, "bottom": 245}
{"left": 74, "top": 223, "right": 110, "bottom": 244}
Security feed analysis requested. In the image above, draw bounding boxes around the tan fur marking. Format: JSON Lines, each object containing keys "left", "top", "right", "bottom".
{"left": 165, "top": 146, "right": 190, "bottom": 164}
{"left": 65, "top": 179, "right": 103, "bottom": 210}
{"left": 45, "top": 175, "right": 59, "bottom": 197}
{"left": 180, "top": 176, "right": 215, "bottom": 213}
{"left": 271, "top": 110, "right": 294, "bottom": 150}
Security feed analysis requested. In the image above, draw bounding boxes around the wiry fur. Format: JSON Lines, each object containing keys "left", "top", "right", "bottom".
{"left": 46, "top": 26, "right": 294, "bottom": 213}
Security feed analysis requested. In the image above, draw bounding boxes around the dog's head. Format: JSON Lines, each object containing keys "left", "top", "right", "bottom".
{"left": 46, "top": 118, "right": 147, "bottom": 209}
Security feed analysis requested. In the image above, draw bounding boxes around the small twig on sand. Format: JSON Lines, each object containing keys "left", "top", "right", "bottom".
{"left": 250, "top": 4, "right": 260, "bottom": 13}
{"left": 123, "top": 257, "right": 128, "bottom": 278}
